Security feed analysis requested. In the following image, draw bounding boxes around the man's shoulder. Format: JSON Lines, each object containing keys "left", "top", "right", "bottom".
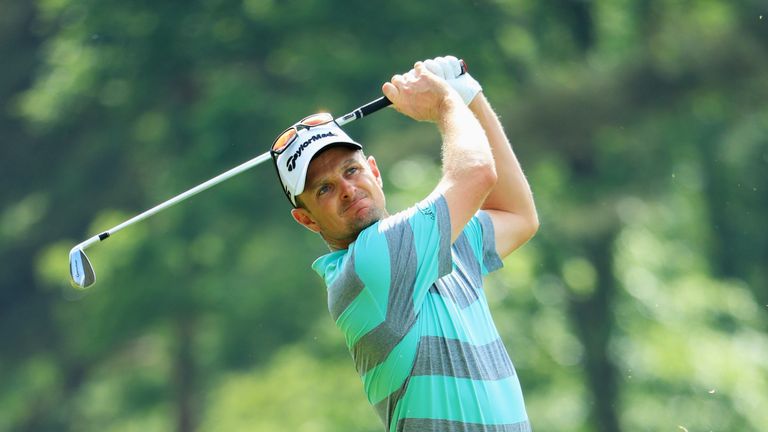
{"left": 311, "top": 249, "right": 349, "bottom": 281}
{"left": 376, "top": 193, "right": 446, "bottom": 233}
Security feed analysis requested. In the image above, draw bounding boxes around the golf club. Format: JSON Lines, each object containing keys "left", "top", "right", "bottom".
{"left": 69, "top": 60, "right": 467, "bottom": 289}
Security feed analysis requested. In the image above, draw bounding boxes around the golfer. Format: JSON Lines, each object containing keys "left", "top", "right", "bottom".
{"left": 271, "top": 55, "right": 538, "bottom": 432}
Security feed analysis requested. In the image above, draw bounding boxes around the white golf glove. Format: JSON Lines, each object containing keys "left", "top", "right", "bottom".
{"left": 423, "top": 55, "right": 482, "bottom": 105}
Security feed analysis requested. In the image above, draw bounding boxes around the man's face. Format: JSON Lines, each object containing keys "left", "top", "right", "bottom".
{"left": 290, "top": 146, "right": 388, "bottom": 249}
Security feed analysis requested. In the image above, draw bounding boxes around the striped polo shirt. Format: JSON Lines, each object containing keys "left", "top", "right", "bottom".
{"left": 312, "top": 193, "right": 531, "bottom": 432}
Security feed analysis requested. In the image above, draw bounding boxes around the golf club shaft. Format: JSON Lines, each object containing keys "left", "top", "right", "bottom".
{"left": 76, "top": 59, "right": 468, "bottom": 250}
{"left": 102, "top": 151, "right": 273, "bottom": 240}
{"left": 78, "top": 98, "right": 393, "bottom": 249}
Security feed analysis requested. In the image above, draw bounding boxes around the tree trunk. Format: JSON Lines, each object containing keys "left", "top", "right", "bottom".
{"left": 568, "top": 231, "right": 622, "bottom": 432}
{"left": 174, "top": 317, "right": 196, "bottom": 432}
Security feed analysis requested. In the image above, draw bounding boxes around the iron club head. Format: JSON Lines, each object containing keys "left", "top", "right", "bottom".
{"left": 69, "top": 247, "right": 96, "bottom": 288}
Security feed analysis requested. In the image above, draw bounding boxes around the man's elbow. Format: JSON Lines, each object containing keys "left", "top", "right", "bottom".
{"left": 522, "top": 211, "right": 540, "bottom": 241}
{"left": 450, "top": 161, "right": 497, "bottom": 197}
{"left": 509, "top": 206, "right": 539, "bottom": 245}
{"left": 476, "top": 162, "right": 498, "bottom": 194}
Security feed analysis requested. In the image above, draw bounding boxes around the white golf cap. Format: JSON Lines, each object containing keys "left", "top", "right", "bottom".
{"left": 272, "top": 118, "right": 362, "bottom": 207}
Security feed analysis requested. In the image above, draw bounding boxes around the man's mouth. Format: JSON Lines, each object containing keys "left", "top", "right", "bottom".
{"left": 344, "top": 196, "right": 368, "bottom": 216}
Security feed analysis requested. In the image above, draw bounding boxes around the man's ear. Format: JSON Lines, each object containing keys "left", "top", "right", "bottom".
{"left": 291, "top": 207, "right": 321, "bottom": 233}
{"left": 367, "top": 155, "right": 383, "bottom": 188}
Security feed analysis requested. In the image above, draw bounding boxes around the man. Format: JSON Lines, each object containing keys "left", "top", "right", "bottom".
{"left": 271, "top": 56, "right": 539, "bottom": 432}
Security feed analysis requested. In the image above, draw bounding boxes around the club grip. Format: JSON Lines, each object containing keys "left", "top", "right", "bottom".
{"left": 359, "top": 59, "right": 466, "bottom": 117}
{"left": 359, "top": 96, "right": 392, "bottom": 117}
{"left": 335, "top": 58, "right": 468, "bottom": 127}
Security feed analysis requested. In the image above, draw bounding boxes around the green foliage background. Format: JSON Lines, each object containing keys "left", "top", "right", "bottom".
{"left": 2, "top": 0, "right": 767, "bottom": 431}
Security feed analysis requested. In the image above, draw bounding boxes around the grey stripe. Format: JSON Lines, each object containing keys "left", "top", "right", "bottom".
{"left": 433, "top": 232, "right": 481, "bottom": 309}
{"left": 454, "top": 231, "right": 481, "bottom": 275}
{"left": 434, "top": 195, "right": 453, "bottom": 277}
{"left": 477, "top": 211, "right": 503, "bottom": 273}
{"left": 397, "top": 418, "right": 532, "bottom": 432}
{"left": 352, "top": 216, "right": 418, "bottom": 375}
{"left": 429, "top": 271, "right": 478, "bottom": 309}
{"left": 432, "top": 276, "right": 480, "bottom": 310}
{"left": 327, "top": 253, "right": 364, "bottom": 321}
{"left": 412, "top": 336, "right": 515, "bottom": 381}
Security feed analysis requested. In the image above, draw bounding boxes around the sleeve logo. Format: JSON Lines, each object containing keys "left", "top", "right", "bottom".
{"left": 417, "top": 203, "right": 435, "bottom": 221}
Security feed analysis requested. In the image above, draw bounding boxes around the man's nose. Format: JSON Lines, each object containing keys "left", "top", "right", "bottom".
{"left": 339, "top": 179, "right": 356, "bottom": 200}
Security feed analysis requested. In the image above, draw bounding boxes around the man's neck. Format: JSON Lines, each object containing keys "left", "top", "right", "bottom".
{"left": 323, "top": 211, "right": 389, "bottom": 251}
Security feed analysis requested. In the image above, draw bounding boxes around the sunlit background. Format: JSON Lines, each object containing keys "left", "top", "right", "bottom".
{"left": 2, "top": 0, "right": 767, "bottom": 431}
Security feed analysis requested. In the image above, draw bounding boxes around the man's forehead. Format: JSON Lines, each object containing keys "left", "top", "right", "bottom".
{"left": 307, "top": 147, "right": 362, "bottom": 175}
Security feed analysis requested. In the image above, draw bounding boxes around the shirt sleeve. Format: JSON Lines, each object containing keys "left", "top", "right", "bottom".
{"left": 460, "top": 210, "right": 504, "bottom": 276}
{"left": 352, "top": 192, "right": 452, "bottom": 314}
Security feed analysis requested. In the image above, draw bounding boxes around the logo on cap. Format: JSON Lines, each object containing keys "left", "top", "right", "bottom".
{"left": 286, "top": 131, "right": 338, "bottom": 172}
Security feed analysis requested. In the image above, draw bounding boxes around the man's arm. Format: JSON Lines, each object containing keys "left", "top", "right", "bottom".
{"left": 470, "top": 93, "right": 539, "bottom": 258}
{"left": 435, "top": 93, "right": 499, "bottom": 243}
{"left": 383, "top": 63, "right": 497, "bottom": 243}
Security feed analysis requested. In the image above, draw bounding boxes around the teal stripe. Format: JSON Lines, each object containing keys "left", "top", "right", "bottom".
{"left": 409, "top": 195, "right": 451, "bottom": 308}
{"left": 335, "top": 228, "right": 392, "bottom": 348}
{"left": 422, "top": 292, "right": 500, "bottom": 345}
{"left": 312, "top": 249, "right": 346, "bottom": 283}
{"left": 394, "top": 375, "right": 528, "bottom": 425}
{"left": 353, "top": 223, "right": 392, "bottom": 308}
{"left": 362, "top": 324, "right": 421, "bottom": 404}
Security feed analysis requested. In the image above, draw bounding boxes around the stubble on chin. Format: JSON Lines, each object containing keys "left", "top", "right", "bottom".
{"left": 348, "top": 205, "right": 387, "bottom": 237}
{"left": 324, "top": 205, "right": 388, "bottom": 250}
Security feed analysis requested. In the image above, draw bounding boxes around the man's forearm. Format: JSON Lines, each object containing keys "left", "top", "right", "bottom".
{"left": 433, "top": 91, "right": 498, "bottom": 243}
{"left": 439, "top": 95, "right": 495, "bottom": 182}
{"left": 437, "top": 93, "right": 494, "bottom": 181}
{"left": 469, "top": 93, "right": 537, "bottom": 222}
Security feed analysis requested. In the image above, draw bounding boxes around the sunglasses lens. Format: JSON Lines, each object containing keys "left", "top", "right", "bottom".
{"left": 272, "top": 113, "right": 334, "bottom": 154}
{"left": 272, "top": 129, "right": 297, "bottom": 152}
{"left": 301, "top": 113, "right": 333, "bottom": 126}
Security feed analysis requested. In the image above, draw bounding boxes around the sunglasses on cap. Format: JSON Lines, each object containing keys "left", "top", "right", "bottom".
{"left": 270, "top": 112, "right": 339, "bottom": 207}
{"left": 270, "top": 113, "right": 335, "bottom": 155}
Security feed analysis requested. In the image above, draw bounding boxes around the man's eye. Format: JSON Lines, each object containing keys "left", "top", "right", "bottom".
{"left": 346, "top": 167, "right": 358, "bottom": 175}
{"left": 317, "top": 185, "right": 330, "bottom": 196}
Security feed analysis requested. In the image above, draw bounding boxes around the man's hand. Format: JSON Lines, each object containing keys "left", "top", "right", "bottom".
{"left": 382, "top": 63, "right": 463, "bottom": 123}
{"left": 423, "top": 55, "right": 482, "bottom": 105}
